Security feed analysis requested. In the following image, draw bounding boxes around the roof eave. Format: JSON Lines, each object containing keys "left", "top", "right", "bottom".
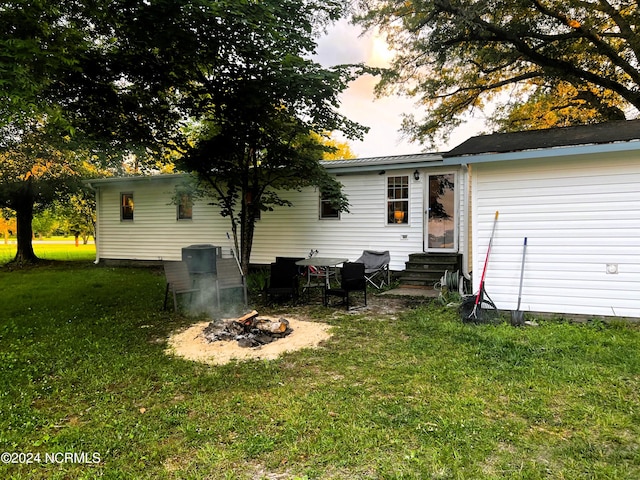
{"left": 321, "top": 153, "right": 444, "bottom": 174}
{"left": 325, "top": 160, "right": 444, "bottom": 174}
{"left": 85, "top": 173, "right": 190, "bottom": 187}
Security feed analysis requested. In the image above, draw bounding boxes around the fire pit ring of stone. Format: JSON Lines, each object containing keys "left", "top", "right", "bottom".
{"left": 166, "top": 315, "right": 332, "bottom": 366}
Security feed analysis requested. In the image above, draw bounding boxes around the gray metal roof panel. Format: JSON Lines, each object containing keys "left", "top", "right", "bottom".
{"left": 321, "top": 152, "right": 442, "bottom": 169}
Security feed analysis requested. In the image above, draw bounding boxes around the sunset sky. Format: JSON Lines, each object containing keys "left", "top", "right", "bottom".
{"left": 313, "top": 20, "right": 486, "bottom": 158}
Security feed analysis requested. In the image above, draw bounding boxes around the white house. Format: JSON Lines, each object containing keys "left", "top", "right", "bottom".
{"left": 443, "top": 119, "right": 640, "bottom": 319}
{"left": 88, "top": 120, "right": 640, "bottom": 319}
{"left": 86, "top": 153, "right": 468, "bottom": 275}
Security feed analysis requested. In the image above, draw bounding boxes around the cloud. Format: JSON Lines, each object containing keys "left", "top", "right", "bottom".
{"left": 313, "top": 20, "right": 484, "bottom": 158}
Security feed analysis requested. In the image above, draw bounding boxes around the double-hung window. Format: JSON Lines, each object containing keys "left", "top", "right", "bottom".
{"left": 387, "top": 176, "right": 409, "bottom": 224}
{"left": 121, "top": 193, "right": 134, "bottom": 221}
{"left": 177, "top": 193, "right": 193, "bottom": 220}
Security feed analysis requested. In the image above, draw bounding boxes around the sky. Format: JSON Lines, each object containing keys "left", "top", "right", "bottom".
{"left": 313, "top": 20, "right": 487, "bottom": 158}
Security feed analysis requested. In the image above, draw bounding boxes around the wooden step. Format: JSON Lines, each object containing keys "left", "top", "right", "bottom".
{"left": 398, "top": 253, "right": 462, "bottom": 288}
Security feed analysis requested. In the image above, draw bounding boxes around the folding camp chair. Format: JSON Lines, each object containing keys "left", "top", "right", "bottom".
{"left": 215, "top": 258, "right": 248, "bottom": 307}
{"left": 163, "top": 261, "right": 200, "bottom": 312}
{"left": 324, "top": 262, "right": 367, "bottom": 309}
{"left": 355, "top": 250, "right": 391, "bottom": 289}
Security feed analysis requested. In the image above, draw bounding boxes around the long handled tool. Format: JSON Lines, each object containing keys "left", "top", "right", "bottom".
{"left": 511, "top": 237, "right": 527, "bottom": 326}
{"left": 468, "top": 211, "right": 499, "bottom": 320}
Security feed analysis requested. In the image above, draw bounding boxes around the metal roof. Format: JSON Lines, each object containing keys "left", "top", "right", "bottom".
{"left": 85, "top": 173, "right": 189, "bottom": 187}
{"left": 87, "top": 154, "right": 445, "bottom": 187}
{"left": 320, "top": 152, "right": 443, "bottom": 173}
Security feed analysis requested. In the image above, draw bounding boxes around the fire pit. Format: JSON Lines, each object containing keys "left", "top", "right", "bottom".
{"left": 166, "top": 312, "right": 332, "bottom": 365}
{"left": 203, "top": 310, "right": 293, "bottom": 348}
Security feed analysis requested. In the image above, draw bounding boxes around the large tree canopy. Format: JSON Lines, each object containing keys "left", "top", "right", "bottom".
{"left": 1, "top": 1, "right": 179, "bottom": 263}
{"left": 160, "top": 0, "right": 366, "bottom": 272}
{"left": 2, "top": 0, "right": 366, "bottom": 268}
{"left": 356, "top": 0, "right": 640, "bottom": 146}
{"left": 0, "top": 2, "right": 85, "bottom": 130}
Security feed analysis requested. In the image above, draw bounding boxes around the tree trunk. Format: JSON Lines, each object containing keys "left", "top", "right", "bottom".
{"left": 240, "top": 216, "right": 254, "bottom": 277}
{"left": 14, "top": 197, "right": 38, "bottom": 264}
{"left": 239, "top": 199, "right": 259, "bottom": 277}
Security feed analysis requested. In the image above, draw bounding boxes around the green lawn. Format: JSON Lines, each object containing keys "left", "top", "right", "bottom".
{"left": 0, "top": 240, "right": 96, "bottom": 264}
{"left": 0, "top": 262, "right": 639, "bottom": 479}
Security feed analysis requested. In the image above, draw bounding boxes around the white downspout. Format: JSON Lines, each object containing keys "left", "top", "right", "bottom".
{"left": 85, "top": 181, "right": 100, "bottom": 264}
{"left": 461, "top": 164, "right": 471, "bottom": 281}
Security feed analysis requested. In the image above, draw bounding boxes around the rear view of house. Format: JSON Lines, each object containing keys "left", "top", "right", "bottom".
{"left": 87, "top": 154, "right": 468, "bottom": 282}
{"left": 88, "top": 120, "right": 640, "bottom": 319}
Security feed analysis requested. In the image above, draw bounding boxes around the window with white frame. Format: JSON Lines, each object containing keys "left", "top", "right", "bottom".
{"left": 319, "top": 192, "right": 340, "bottom": 219}
{"left": 121, "top": 193, "right": 134, "bottom": 221}
{"left": 177, "top": 192, "right": 193, "bottom": 220}
{"left": 387, "top": 176, "right": 409, "bottom": 224}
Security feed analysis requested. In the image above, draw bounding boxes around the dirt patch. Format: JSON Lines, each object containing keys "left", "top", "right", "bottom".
{"left": 166, "top": 316, "right": 332, "bottom": 365}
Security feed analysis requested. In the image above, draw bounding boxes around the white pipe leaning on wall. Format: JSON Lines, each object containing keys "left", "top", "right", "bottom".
{"left": 461, "top": 164, "right": 471, "bottom": 281}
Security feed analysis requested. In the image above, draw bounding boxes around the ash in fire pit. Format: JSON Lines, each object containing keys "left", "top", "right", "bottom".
{"left": 202, "top": 310, "right": 293, "bottom": 348}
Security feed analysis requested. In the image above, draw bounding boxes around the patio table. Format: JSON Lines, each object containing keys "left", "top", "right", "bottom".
{"left": 295, "top": 257, "right": 348, "bottom": 291}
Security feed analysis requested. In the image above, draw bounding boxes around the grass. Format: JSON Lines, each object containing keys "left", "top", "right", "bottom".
{"left": 0, "top": 240, "right": 96, "bottom": 264}
{"left": 0, "top": 262, "right": 639, "bottom": 479}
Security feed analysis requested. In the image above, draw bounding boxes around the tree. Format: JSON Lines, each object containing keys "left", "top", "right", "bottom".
{"left": 162, "top": 0, "right": 367, "bottom": 273}
{"left": 56, "top": 192, "right": 97, "bottom": 244}
{"left": 0, "top": 123, "right": 85, "bottom": 263}
{"left": 1, "top": 1, "right": 182, "bottom": 264}
{"left": 488, "top": 80, "right": 627, "bottom": 132}
{"left": 356, "top": 0, "right": 640, "bottom": 146}
{"left": 32, "top": 209, "right": 59, "bottom": 238}
{"left": 0, "top": 210, "right": 16, "bottom": 244}
{"left": 3, "top": 1, "right": 366, "bottom": 270}
{"left": 314, "top": 133, "right": 357, "bottom": 160}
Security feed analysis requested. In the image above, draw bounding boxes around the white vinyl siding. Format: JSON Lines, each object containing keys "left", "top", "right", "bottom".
{"left": 472, "top": 151, "right": 640, "bottom": 318}
{"left": 94, "top": 167, "right": 457, "bottom": 271}
{"left": 252, "top": 170, "right": 425, "bottom": 270}
{"left": 96, "top": 178, "right": 228, "bottom": 262}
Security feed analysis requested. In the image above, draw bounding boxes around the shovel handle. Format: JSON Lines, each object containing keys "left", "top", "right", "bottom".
{"left": 516, "top": 237, "right": 527, "bottom": 307}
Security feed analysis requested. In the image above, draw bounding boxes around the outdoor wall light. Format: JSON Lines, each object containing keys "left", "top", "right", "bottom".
{"left": 413, "top": 169, "right": 420, "bottom": 181}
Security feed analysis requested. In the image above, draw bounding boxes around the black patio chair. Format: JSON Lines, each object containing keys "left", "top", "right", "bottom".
{"left": 265, "top": 261, "right": 300, "bottom": 303}
{"left": 324, "top": 262, "right": 367, "bottom": 309}
{"left": 355, "top": 250, "right": 391, "bottom": 289}
{"left": 275, "top": 256, "right": 305, "bottom": 276}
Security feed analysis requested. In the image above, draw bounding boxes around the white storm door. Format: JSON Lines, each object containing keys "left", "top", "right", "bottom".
{"left": 425, "top": 173, "right": 457, "bottom": 252}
